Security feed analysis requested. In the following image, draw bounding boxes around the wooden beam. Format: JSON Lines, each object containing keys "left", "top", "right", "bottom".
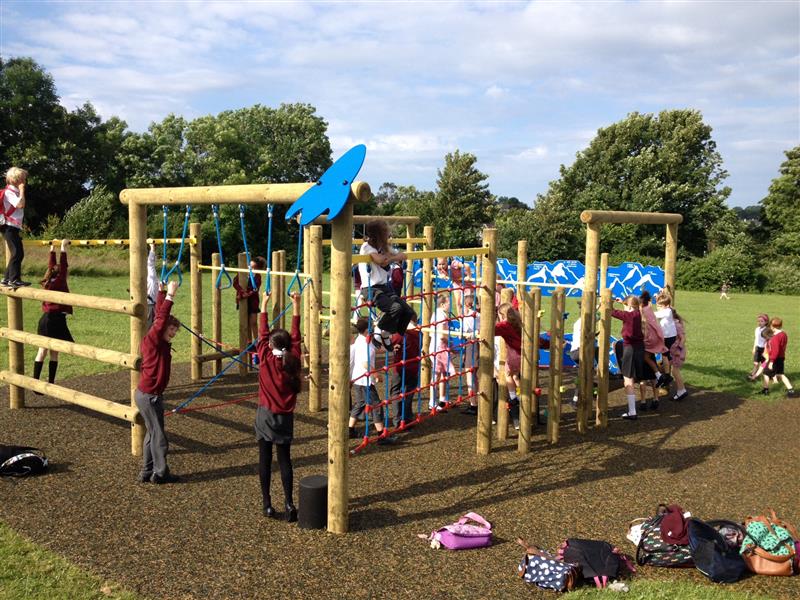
{"left": 420, "top": 226, "right": 435, "bottom": 409}
{"left": 476, "top": 228, "right": 497, "bottom": 456}
{"left": 308, "top": 226, "right": 323, "bottom": 413}
{"left": 352, "top": 246, "right": 488, "bottom": 264}
{"left": 23, "top": 237, "right": 197, "bottom": 247}
{"left": 129, "top": 200, "right": 147, "bottom": 456}
{"left": 312, "top": 214, "right": 420, "bottom": 225}
{"left": 0, "top": 286, "right": 143, "bottom": 316}
{"left": 665, "top": 223, "right": 678, "bottom": 300}
{"left": 0, "top": 328, "right": 139, "bottom": 369}
{"left": 517, "top": 240, "right": 532, "bottom": 453}
{"left": 578, "top": 223, "right": 600, "bottom": 434}
{"left": 121, "top": 181, "right": 371, "bottom": 206}
{"left": 547, "top": 288, "right": 565, "bottom": 444}
{"left": 0, "top": 371, "right": 139, "bottom": 422}
{"left": 321, "top": 237, "right": 427, "bottom": 247}
{"left": 405, "top": 223, "right": 417, "bottom": 298}
{"left": 238, "top": 252, "right": 249, "bottom": 376}
{"left": 190, "top": 223, "right": 203, "bottom": 381}
{"left": 596, "top": 288, "right": 612, "bottom": 428}
{"left": 4, "top": 236, "right": 24, "bottom": 409}
{"left": 580, "top": 210, "right": 683, "bottom": 225}
{"left": 211, "top": 253, "right": 223, "bottom": 376}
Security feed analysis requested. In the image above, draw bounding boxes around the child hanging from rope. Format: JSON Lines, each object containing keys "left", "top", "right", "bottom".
{"left": 496, "top": 302, "right": 522, "bottom": 430}
{"left": 135, "top": 279, "right": 181, "bottom": 484}
{"left": 234, "top": 256, "right": 267, "bottom": 346}
{"left": 255, "top": 290, "right": 302, "bottom": 521}
{"left": 32, "top": 239, "right": 73, "bottom": 391}
{"left": 359, "top": 219, "right": 415, "bottom": 347}
{"left": 430, "top": 293, "right": 456, "bottom": 410}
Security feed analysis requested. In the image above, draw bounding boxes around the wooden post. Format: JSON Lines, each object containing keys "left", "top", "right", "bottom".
{"left": 547, "top": 288, "right": 565, "bottom": 444}
{"left": 303, "top": 227, "right": 311, "bottom": 369}
{"left": 238, "top": 252, "right": 249, "bottom": 375}
{"left": 277, "top": 250, "right": 287, "bottom": 330}
{"left": 517, "top": 242, "right": 531, "bottom": 452}
{"left": 420, "top": 226, "right": 435, "bottom": 405}
{"left": 578, "top": 223, "right": 600, "bottom": 434}
{"left": 129, "top": 200, "right": 147, "bottom": 456}
{"left": 600, "top": 252, "right": 609, "bottom": 291}
{"left": 5, "top": 237, "right": 24, "bottom": 409}
{"left": 189, "top": 223, "right": 203, "bottom": 381}
{"left": 405, "top": 223, "right": 416, "bottom": 298}
{"left": 496, "top": 287, "right": 513, "bottom": 441}
{"left": 665, "top": 223, "right": 678, "bottom": 301}
{"left": 328, "top": 201, "right": 353, "bottom": 534}
{"left": 308, "top": 225, "right": 323, "bottom": 413}
{"left": 596, "top": 288, "right": 612, "bottom": 428}
{"left": 532, "top": 288, "right": 542, "bottom": 394}
{"left": 477, "top": 228, "right": 497, "bottom": 455}
{"left": 211, "top": 253, "right": 223, "bottom": 376}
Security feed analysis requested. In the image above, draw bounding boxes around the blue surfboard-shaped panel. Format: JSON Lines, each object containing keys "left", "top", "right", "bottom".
{"left": 286, "top": 144, "right": 367, "bottom": 226}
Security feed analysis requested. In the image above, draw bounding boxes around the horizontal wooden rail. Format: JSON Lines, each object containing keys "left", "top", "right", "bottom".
{"left": 24, "top": 238, "right": 197, "bottom": 247}
{"left": 0, "top": 371, "right": 139, "bottom": 422}
{"left": 580, "top": 210, "right": 683, "bottom": 225}
{"left": 311, "top": 215, "right": 420, "bottom": 225}
{"left": 198, "top": 265, "right": 312, "bottom": 279}
{"left": 198, "top": 350, "right": 242, "bottom": 363}
{"left": 0, "top": 287, "right": 143, "bottom": 316}
{"left": 0, "top": 328, "right": 140, "bottom": 369}
{"left": 121, "top": 182, "right": 371, "bottom": 206}
{"left": 352, "top": 247, "right": 489, "bottom": 264}
{"left": 322, "top": 237, "right": 428, "bottom": 247}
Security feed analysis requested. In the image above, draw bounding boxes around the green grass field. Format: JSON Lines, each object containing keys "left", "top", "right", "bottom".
{"left": 0, "top": 273, "right": 797, "bottom": 599}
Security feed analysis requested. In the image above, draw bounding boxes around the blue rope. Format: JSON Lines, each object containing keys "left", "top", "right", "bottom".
{"left": 239, "top": 204, "right": 257, "bottom": 290}
{"left": 286, "top": 224, "right": 304, "bottom": 296}
{"left": 265, "top": 204, "right": 274, "bottom": 294}
{"left": 177, "top": 320, "right": 256, "bottom": 371}
{"left": 211, "top": 205, "right": 233, "bottom": 290}
{"left": 162, "top": 205, "right": 191, "bottom": 286}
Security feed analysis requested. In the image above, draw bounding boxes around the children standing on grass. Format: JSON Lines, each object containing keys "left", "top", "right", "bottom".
{"left": 32, "top": 239, "right": 72, "bottom": 390}
{"left": 762, "top": 317, "right": 795, "bottom": 397}
{"left": 233, "top": 256, "right": 266, "bottom": 347}
{"left": 349, "top": 317, "right": 393, "bottom": 443}
{"left": 135, "top": 280, "right": 180, "bottom": 484}
{"left": 748, "top": 314, "right": 770, "bottom": 381}
{"left": 1, "top": 167, "right": 30, "bottom": 288}
{"left": 255, "top": 291, "right": 302, "bottom": 521}
{"left": 496, "top": 302, "right": 522, "bottom": 429}
{"left": 612, "top": 295, "right": 645, "bottom": 420}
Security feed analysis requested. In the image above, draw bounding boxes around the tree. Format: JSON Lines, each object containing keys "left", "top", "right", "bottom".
{"left": 496, "top": 196, "right": 527, "bottom": 212}
{"left": 531, "top": 110, "right": 731, "bottom": 259}
{"left": 760, "top": 146, "right": 800, "bottom": 256}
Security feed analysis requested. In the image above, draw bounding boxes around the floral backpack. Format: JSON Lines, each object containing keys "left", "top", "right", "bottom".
{"left": 740, "top": 510, "right": 800, "bottom": 576}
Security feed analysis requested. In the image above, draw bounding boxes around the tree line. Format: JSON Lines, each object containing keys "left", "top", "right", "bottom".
{"left": 2, "top": 57, "right": 797, "bottom": 293}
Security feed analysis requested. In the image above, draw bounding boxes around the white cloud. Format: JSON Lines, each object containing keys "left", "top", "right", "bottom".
{"left": 485, "top": 85, "right": 508, "bottom": 99}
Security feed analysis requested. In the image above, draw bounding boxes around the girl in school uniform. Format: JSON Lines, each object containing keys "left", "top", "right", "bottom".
{"left": 32, "top": 239, "right": 72, "bottom": 388}
{"left": 496, "top": 302, "right": 522, "bottom": 429}
{"left": 748, "top": 314, "right": 770, "bottom": 381}
{"left": 255, "top": 290, "right": 302, "bottom": 522}
{"left": 233, "top": 256, "right": 267, "bottom": 345}
{"left": 612, "top": 295, "right": 645, "bottom": 420}
{"left": 430, "top": 293, "right": 456, "bottom": 410}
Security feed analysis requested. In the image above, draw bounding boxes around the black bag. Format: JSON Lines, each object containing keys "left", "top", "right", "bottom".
{"left": 558, "top": 538, "right": 635, "bottom": 588}
{"left": 0, "top": 444, "right": 48, "bottom": 476}
{"left": 687, "top": 518, "right": 748, "bottom": 583}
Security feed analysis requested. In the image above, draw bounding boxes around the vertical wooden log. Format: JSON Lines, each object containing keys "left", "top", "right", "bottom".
{"left": 518, "top": 242, "right": 532, "bottom": 452}
{"left": 420, "top": 226, "right": 434, "bottom": 405}
{"left": 477, "top": 228, "right": 497, "bottom": 455}
{"left": 578, "top": 223, "right": 600, "bottom": 434}
{"left": 189, "top": 223, "right": 203, "bottom": 381}
{"left": 308, "top": 225, "right": 323, "bottom": 413}
{"left": 129, "top": 201, "right": 147, "bottom": 456}
{"left": 600, "top": 252, "right": 609, "bottom": 291}
{"left": 547, "top": 288, "right": 565, "bottom": 444}
{"left": 532, "top": 287, "right": 542, "bottom": 398}
{"left": 303, "top": 226, "right": 311, "bottom": 369}
{"left": 5, "top": 238, "right": 24, "bottom": 409}
{"left": 596, "top": 287, "right": 612, "bottom": 428}
{"left": 496, "top": 287, "right": 513, "bottom": 441}
{"left": 405, "top": 223, "right": 415, "bottom": 298}
{"left": 277, "top": 250, "right": 287, "bottom": 330}
{"left": 238, "top": 252, "right": 249, "bottom": 375}
{"left": 665, "top": 223, "right": 678, "bottom": 301}
{"left": 328, "top": 201, "right": 353, "bottom": 534}
{"left": 211, "top": 253, "right": 223, "bottom": 376}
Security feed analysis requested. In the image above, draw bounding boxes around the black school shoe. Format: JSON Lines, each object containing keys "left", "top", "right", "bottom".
{"left": 263, "top": 505, "right": 277, "bottom": 518}
{"left": 658, "top": 374, "right": 673, "bottom": 388}
{"left": 672, "top": 391, "right": 689, "bottom": 401}
{"left": 151, "top": 473, "right": 180, "bottom": 484}
{"left": 9, "top": 280, "right": 31, "bottom": 288}
{"left": 461, "top": 405, "right": 478, "bottom": 415}
{"left": 621, "top": 412, "right": 638, "bottom": 420}
{"left": 285, "top": 503, "right": 298, "bottom": 523}
{"left": 788, "top": 389, "right": 796, "bottom": 398}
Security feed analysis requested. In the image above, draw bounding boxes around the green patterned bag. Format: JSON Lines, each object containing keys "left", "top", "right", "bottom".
{"left": 740, "top": 510, "right": 799, "bottom": 576}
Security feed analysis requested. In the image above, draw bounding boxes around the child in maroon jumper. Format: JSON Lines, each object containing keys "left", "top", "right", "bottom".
{"left": 496, "top": 302, "right": 522, "bottom": 429}
{"left": 135, "top": 280, "right": 181, "bottom": 484}
{"left": 33, "top": 239, "right": 73, "bottom": 389}
{"left": 255, "top": 291, "right": 302, "bottom": 522}
{"left": 233, "top": 256, "right": 266, "bottom": 345}
{"left": 612, "top": 295, "right": 645, "bottom": 420}
{"left": 762, "top": 317, "right": 795, "bottom": 397}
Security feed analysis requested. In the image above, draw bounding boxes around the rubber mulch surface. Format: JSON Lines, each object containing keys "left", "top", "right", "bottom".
{"left": 2, "top": 359, "right": 799, "bottom": 600}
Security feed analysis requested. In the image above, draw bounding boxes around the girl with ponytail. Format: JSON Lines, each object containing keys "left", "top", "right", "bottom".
{"left": 255, "top": 290, "right": 303, "bottom": 522}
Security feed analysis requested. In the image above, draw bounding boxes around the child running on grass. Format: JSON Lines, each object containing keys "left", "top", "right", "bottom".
{"left": 496, "top": 301, "right": 522, "bottom": 429}
{"left": 233, "top": 256, "right": 266, "bottom": 347}
{"left": 748, "top": 313, "right": 770, "bottom": 381}
{"left": 255, "top": 291, "right": 302, "bottom": 521}
{"left": 612, "top": 295, "right": 645, "bottom": 420}
{"left": 1, "top": 167, "right": 30, "bottom": 288}
{"left": 135, "top": 280, "right": 180, "bottom": 484}
{"left": 32, "top": 239, "right": 72, "bottom": 390}
{"left": 762, "top": 317, "right": 795, "bottom": 397}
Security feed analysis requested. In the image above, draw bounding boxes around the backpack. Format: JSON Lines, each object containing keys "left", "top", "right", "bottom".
{"left": 661, "top": 503, "right": 691, "bottom": 545}
{"left": 353, "top": 265, "right": 362, "bottom": 290}
{"left": 557, "top": 538, "right": 636, "bottom": 588}
{"left": 0, "top": 444, "right": 48, "bottom": 476}
{"left": 740, "top": 510, "right": 800, "bottom": 576}
{"left": 390, "top": 263, "right": 404, "bottom": 295}
{"left": 420, "top": 512, "right": 492, "bottom": 550}
{"left": 636, "top": 506, "right": 694, "bottom": 568}
{"left": 517, "top": 539, "right": 579, "bottom": 592}
{"left": 687, "top": 519, "right": 747, "bottom": 583}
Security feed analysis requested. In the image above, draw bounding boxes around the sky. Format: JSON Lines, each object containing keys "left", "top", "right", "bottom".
{"left": 1, "top": 0, "right": 798, "bottom": 208}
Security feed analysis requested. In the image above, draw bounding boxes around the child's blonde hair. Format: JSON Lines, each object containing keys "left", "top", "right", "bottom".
{"left": 5, "top": 167, "right": 28, "bottom": 186}
{"left": 437, "top": 293, "right": 450, "bottom": 307}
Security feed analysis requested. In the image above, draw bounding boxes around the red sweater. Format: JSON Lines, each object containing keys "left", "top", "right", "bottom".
{"left": 138, "top": 291, "right": 174, "bottom": 395}
{"left": 391, "top": 330, "right": 421, "bottom": 377}
{"left": 257, "top": 313, "right": 301, "bottom": 414}
{"left": 42, "top": 251, "right": 72, "bottom": 314}
{"left": 612, "top": 309, "right": 644, "bottom": 347}
{"left": 233, "top": 274, "right": 261, "bottom": 313}
{"left": 495, "top": 321, "right": 521, "bottom": 353}
{"left": 767, "top": 330, "right": 788, "bottom": 360}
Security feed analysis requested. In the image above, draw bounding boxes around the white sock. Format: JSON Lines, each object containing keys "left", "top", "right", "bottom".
{"left": 627, "top": 394, "right": 637, "bottom": 415}
{"left": 676, "top": 388, "right": 686, "bottom": 396}
{"left": 509, "top": 392, "right": 518, "bottom": 401}
{"left": 572, "top": 394, "right": 579, "bottom": 402}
